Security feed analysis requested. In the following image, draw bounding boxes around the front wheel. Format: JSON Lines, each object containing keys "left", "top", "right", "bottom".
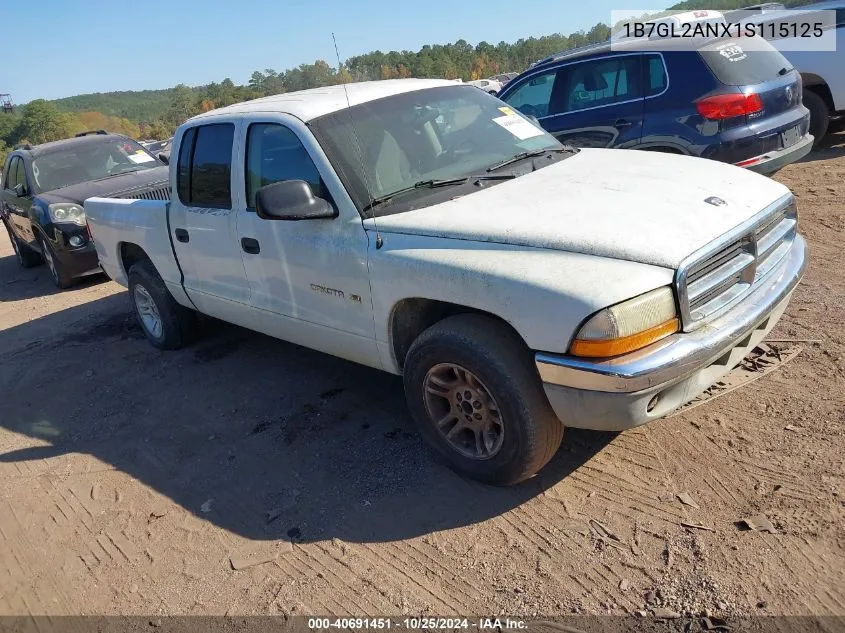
{"left": 403, "top": 314, "right": 564, "bottom": 486}
{"left": 39, "top": 235, "right": 74, "bottom": 288}
{"left": 128, "top": 259, "right": 197, "bottom": 349}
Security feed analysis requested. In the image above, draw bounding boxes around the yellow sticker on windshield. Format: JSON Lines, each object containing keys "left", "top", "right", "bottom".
{"left": 498, "top": 106, "right": 518, "bottom": 117}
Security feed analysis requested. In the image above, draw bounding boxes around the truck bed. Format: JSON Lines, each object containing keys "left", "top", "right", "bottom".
{"left": 85, "top": 197, "right": 185, "bottom": 300}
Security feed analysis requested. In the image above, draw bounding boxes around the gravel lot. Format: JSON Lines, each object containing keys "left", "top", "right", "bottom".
{"left": 0, "top": 135, "right": 843, "bottom": 619}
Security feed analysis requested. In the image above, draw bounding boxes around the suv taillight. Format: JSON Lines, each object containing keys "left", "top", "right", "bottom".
{"left": 696, "top": 93, "right": 763, "bottom": 120}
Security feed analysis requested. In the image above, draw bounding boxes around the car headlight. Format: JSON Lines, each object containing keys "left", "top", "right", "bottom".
{"left": 48, "top": 203, "right": 86, "bottom": 226}
{"left": 569, "top": 286, "right": 680, "bottom": 358}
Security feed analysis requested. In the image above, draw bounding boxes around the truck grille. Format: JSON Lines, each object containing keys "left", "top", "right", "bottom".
{"left": 117, "top": 185, "right": 171, "bottom": 201}
{"left": 676, "top": 194, "right": 797, "bottom": 330}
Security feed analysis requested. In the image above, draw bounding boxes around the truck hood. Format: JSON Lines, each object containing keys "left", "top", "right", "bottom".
{"left": 37, "top": 166, "right": 169, "bottom": 205}
{"left": 363, "top": 149, "right": 792, "bottom": 269}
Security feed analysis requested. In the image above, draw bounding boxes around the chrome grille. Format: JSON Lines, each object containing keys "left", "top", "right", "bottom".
{"left": 676, "top": 194, "right": 797, "bottom": 331}
{"left": 117, "top": 185, "right": 170, "bottom": 201}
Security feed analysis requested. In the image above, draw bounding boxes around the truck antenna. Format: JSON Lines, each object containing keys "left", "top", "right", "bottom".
{"left": 332, "top": 32, "right": 382, "bottom": 249}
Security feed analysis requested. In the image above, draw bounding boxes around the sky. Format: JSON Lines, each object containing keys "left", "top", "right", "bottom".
{"left": 5, "top": 1, "right": 672, "bottom": 103}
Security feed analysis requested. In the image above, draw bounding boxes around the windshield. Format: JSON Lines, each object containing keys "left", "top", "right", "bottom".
{"left": 31, "top": 138, "right": 159, "bottom": 193}
{"left": 310, "top": 85, "right": 563, "bottom": 217}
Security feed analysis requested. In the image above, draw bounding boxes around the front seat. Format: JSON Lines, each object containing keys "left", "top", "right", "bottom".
{"left": 372, "top": 130, "right": 412, "bottom": 195}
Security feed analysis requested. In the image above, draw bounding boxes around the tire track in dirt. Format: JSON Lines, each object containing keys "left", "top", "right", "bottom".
{"left": 298, "top": 544, "right": 393, "bottom": 614}
{"left": 0, "top": 499, "right": 75, "bottom": 615}
{"left": 312, "top": 542, "right": 397, "bottom": 612}
{"left": 386, "top": 541, "right": 483, "bottom": 604}
{"left": 358, "top": 543, "right": 468, "bottom": 613}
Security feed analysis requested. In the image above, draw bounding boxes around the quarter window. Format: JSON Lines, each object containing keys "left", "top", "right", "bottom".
{"left": 645, "top": 54, "right": 668, "bottom": 96}
{"left": 245, "top": 123, "right": 326, "bottom": 209}
{"left": 176, "top": 123, "right": 234, "bottom": 208}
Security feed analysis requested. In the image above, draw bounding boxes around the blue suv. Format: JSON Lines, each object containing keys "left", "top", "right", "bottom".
{"left": 498, "top": 37, "right": 813, "bottom": 174}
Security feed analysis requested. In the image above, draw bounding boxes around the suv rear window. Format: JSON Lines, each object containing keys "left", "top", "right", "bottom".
{"left": 698, "top": 38, "right": 792, "bottom": 86}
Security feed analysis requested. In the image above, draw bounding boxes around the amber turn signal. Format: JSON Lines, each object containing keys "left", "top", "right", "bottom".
{"left": 569, "top": 318, "right": 680, "bottom": 358}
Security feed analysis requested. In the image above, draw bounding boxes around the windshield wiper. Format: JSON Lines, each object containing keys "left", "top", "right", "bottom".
{"left": 486, "top": 147, "right": 577, "bottom": 172}
{"left": 364, "top": 174, "right": 515, "bottom": 211}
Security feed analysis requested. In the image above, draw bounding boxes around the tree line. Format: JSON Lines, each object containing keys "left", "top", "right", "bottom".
{"left": 0, "top": 0, "right": 816, "bottom": 168}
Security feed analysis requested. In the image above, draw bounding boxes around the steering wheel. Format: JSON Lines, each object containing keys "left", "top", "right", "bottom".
{"left": 445, "top": 138, "right": 478, "bottom": 161}
{"left": 518, "top": 104, "right": 539, "bottom": 118}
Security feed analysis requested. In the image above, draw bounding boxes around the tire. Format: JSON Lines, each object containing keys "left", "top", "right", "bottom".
{"left": 403, "top": 314, "right": 564, "bottom": 486}
{"left": 38, "top": 234, "right": 74, "bottom": 288}
{"left": 803, "top": 90, "right": 830, "bottom": 146}
{"left": 3, "top": 221, "right": 42, "bottom": 268}
{"left": 828, "top": 118, "right": 845, "bottom": 134}
{"left": 127, "top": 259, "right": 197, "bottom": 350}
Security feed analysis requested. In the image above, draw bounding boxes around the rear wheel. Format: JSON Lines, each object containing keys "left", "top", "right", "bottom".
{"left": 4, "top": 221, "right": 41, "bottom": 268}
{"left": 128, "top": 259, "right": 197, "bottom": 350}
{"left": 403, "top": 314, "right": 564, "bottom": 486}
{"left": 803, "top": 90, "right": 830, "bottom": 146}
{"left": 828, "top": 117, "right": 845, "bottom": 134}
{"left": 38, "top": 235, "right": 74, "bottom": 288}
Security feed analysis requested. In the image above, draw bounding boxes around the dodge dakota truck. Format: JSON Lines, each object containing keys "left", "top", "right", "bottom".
{"left": 85, "top": 79, "right": 806, "bottom": 485}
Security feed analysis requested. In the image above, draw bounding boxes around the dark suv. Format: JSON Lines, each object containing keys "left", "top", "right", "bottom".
{"left": 2, "top": 131, "right": 169, "bottom": 288}
{"left": 498, "top": 36, "right": 813, "bottom": 174}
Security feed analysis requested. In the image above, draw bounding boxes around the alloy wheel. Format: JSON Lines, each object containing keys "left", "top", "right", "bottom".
{"left": 42, "top": 242, "right": 58, "bottom": 283}
{"left": 422, "top": 363, "right": 505, "bottom": 460}
{"left": 133, "top": 285, "right": 163, "bottom": 339}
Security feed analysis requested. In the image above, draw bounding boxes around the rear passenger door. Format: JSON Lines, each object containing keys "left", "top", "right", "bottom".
{"left": 169, "top": 121, "right": 255, "bottom": 326}
{"left": 504, "top": 54, "right": 646, "bottom": 148}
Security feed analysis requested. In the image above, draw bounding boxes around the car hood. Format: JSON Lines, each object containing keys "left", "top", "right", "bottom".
{"left": 363, "top": 149, "right": 792, "bottom": 269}
{"left": 37, "top": 166, "right": 169, "bottom": 205}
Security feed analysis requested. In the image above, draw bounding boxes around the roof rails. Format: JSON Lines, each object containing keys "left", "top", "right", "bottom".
{"left": 74, "top": 129, "right": 109, "bottom": 137}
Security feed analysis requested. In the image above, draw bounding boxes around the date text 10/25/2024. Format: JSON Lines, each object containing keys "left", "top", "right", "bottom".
{"left": 307, "top": 618, "right": 527, "bottom": 630}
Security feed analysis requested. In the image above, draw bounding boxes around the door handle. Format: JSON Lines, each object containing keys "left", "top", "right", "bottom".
{"left": 174, "top": 228, "right": 189, "bottom": 243}
{"left": 241, "top": 237, "right": 260, "bottom": 254}
{"left": 614, "top": 119, "right": 634, "bottom": 128}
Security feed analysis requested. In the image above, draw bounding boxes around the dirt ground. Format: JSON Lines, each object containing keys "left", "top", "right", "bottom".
{"left": 0, "top": 134, "right": 842, "bottom": 620}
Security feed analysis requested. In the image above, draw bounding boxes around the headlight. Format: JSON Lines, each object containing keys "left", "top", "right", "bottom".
{"left": 569, "top": 287, "right": 680, "bottom": 358}
{"left": 48, "top": 203, "right": 86, "bottom": 226}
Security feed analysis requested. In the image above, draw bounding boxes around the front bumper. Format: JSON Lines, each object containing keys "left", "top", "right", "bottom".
{"left": 48, "top": 224, "right": 101, "bottom": 278}
{"left": 535, "top": 235, "right": 806, "bottom": 431}
{"left": 53, "top": 241, "right": 100, "bottom": 278}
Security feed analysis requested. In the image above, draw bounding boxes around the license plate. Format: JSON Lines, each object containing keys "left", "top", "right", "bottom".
{"left": 781, "top": 125, "right": 800, "bottom": 148}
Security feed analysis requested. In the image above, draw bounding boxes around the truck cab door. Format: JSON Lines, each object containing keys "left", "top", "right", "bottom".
{"left": 234, "top": 117, "right": 380, "bottom": 369}
{"left": 168, "top": 121, "right": 255, "bottom": 327}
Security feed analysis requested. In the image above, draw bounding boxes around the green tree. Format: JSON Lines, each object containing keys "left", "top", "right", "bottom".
{"left": 17, "top": 100, "right": 73, "bottom": 144}
{"left": 164, "top": 84, "right": 200, "bottom": 130}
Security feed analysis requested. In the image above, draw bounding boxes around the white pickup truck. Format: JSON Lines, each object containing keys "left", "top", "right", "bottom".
{"left": 85, "top": 79, "right": 806, "bottom": 485}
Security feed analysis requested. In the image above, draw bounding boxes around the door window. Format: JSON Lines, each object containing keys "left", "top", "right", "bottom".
{"left": 176, "top": 123, "right": 234, "bottom": 208}
{"left": 503, "top": 70, "right": 558, "bottom": 118}
{"left": 553, "top": 56, "right": 643, "bottom": 113}
{"left": 4, "top": 157, "right": 21, "bottom": 191}
{"left": 244, "top": 123, "right": 326, "bottom": 209}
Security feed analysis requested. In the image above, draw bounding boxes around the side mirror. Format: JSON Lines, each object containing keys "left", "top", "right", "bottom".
{"left": 256, "top": 180, "right": 336, "bottom": 221}
{"left": 13, "top": 183, "right": 26, "bottom": 197}
{"left": 158, "top": 153, "right": 169, "bottom": 165}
